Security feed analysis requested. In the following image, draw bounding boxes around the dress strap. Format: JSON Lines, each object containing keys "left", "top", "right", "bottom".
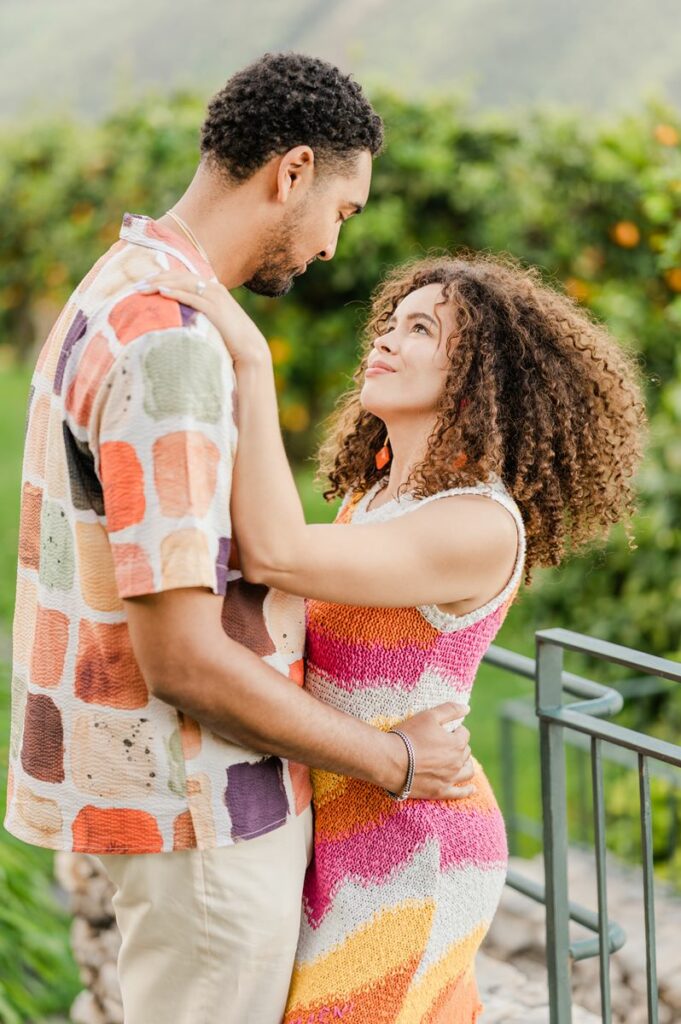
{"left": 352, "top": 478, "right": 526, "bottom": 634}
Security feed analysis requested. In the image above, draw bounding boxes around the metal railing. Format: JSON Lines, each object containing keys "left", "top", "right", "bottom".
{"left": 482, "top": 630, "right": 681, "bottom": 1023}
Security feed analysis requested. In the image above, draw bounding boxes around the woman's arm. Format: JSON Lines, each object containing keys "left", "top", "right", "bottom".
{"left": 234, "top": 356, "right": 519, "bottom": 607}
{"left": 140, "top": 272, "right": 518, "bottom": 607}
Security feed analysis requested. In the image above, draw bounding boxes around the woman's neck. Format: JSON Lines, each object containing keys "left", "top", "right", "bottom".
{"left": 370, "top": 417, "right": 434, "bottom": 507}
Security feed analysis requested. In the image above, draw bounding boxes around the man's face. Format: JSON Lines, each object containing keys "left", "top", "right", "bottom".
{"left": 243, "top": 150, "right": 373, "bottom": 297}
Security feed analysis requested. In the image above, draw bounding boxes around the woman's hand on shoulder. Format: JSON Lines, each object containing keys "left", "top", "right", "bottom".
{"left": 138, "top": 271, "right": 271, "bottom": 367}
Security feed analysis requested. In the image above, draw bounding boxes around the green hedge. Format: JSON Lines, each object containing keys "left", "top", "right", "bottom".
{"left": 0, "top": 90, "right": 679, "bottom": 1021}
{"left": 1, "top": 90, "right": 679, "bottom": 664}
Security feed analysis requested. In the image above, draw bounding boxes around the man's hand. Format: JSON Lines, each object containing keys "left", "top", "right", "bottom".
{"left": 380, "top": 702, "right": 474, "bottom": 800}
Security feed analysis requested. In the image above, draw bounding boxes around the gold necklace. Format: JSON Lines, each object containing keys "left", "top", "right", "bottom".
{"left": 166, "top": 209, "right": 210, "bottom": 262}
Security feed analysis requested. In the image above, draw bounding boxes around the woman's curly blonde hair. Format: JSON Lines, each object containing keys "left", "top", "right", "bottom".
{"left": 318, "top": 252, "right": 647, "bottom": 584}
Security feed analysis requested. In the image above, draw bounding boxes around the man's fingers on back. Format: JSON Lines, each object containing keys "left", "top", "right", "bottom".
{"left": 451, "top": 725, "right": 470, "bottom": 748}
{"left": 434, "top": 702, "right": 470, "bottom": 726}
{"left": 447, "top": 784, "right": 476, "bottom": 799}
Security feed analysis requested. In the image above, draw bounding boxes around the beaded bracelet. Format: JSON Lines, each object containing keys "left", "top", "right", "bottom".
{"left": 386, "top": 729, "right": 416, "bottom": 800}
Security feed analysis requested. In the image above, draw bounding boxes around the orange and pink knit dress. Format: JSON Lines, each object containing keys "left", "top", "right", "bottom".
{"left": 283, "top": 476, "right": 526, "bottom": 1024}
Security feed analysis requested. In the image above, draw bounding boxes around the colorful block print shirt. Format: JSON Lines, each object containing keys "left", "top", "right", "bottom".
{"left": 4, "top": 213, "right": 311, "bottom": 855}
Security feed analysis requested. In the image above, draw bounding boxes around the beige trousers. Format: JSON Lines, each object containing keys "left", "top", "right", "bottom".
{"left": 98, "top": 806, "right": 313, "bottom": 1024}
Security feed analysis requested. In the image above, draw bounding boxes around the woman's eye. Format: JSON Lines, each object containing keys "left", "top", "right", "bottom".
{"left": 412, "top": 322, "right": 430, "bottom": 335}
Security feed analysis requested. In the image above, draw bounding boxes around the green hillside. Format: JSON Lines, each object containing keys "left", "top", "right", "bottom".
{"left": 0, "top": 0, "right": 680, "bottom": 119}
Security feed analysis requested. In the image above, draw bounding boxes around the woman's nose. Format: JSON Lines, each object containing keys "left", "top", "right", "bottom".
{"left": 374, "top": 331, "right": 397, "bottom": 353}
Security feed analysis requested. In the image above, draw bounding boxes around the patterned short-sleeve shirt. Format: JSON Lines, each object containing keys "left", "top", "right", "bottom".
{"left": 4, "top": 213, "right": 311, "bottom": 854}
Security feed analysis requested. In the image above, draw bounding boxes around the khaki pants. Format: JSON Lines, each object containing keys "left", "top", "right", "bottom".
{"left": 98, "top": 806, "right": 313, "bottom": 1024}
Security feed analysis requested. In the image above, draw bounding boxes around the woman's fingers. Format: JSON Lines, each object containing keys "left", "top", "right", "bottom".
{"left": 138, "top": 271, "right": 218, "bottom": 298}
{"left": 141, "top": 284, "right": 211, "bottom": 309}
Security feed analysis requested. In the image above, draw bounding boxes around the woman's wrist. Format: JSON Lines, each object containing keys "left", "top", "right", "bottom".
{"left": 231, "top": 344, "right": 273, "bottom": 374}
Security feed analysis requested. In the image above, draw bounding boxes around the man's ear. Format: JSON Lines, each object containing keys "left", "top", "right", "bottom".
{"left": 275, "top": 146, "right": 315, "bottom": 203}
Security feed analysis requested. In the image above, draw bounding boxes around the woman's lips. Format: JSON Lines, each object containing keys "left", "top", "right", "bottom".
{"left": 365, "top": 366, "right": 396, "bottom": 376}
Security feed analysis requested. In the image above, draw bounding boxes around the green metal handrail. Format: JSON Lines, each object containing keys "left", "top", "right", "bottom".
{"left": 482, "top": 631, "right": 681, "bottom": 1024}
{"left": 536, "top": 629, "right": 681, "bottom": 1024}
{"left": 505, "top": 869, "right": 627, "bottom": 960}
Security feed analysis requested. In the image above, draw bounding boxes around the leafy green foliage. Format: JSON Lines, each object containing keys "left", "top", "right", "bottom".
{"left": 1, "top": 89, "right": 679, "bottom": 661}
{"left": 0, "top": 90, "right": 679, "bottom": 1019}
{"left": 0, "top": 661, "right": 80, "bottom": 1024}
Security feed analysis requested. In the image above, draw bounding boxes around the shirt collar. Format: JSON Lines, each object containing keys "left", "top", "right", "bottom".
{"left": 119, "top": 212, "right": 215, "bottom": 279}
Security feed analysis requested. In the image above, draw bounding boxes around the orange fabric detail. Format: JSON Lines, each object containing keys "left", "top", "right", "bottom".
{"left": 99, "top": 441, "right": 146, "bottom": 532}
{"left": 288, "top": 658, "right": 305, "bottom": 687}
{"left": 178, "top": 713, "right": 202, "bottom": 760}
{"left": 75, "top": 620, "right": 149, "bottom": 709}
{"left": 108, "top": 292, "right": 182, "bottom": 346}
{"left": 153, "top": 431, "right": 221, "bottom": 517}
{"left": 31, "top": 606, "right": 69, "bottom": 688}
{"left": 18, "top": 483, "right": 43, "bottom": 570}
{"left": 110, "top": 543, "right": 155, "bottom": 595}
{"left": 72, "top": 805, "right": 163, "bottom": 854}
{"left": 288, "top": 761, "right": 313, "bottom": 816}
{"left": 307, "top": 600, "right": 438, "bottom": 648}
{"left": 173, "top": 810, "right": 198, "bottom": 850}
{"left": 65, "top": 331, "right": 114, "bottom": 427}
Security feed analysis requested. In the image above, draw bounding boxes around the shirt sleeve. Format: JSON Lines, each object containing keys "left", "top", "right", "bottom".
{"left": 89, "top": 325, "right": 237, "bottom": 599}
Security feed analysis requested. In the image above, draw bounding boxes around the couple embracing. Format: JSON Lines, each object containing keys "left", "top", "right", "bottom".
{"left": 5, "top": 52, "right": 644, "bottom": 1024}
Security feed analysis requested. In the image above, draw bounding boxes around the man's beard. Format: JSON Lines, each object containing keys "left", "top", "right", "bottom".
{"left": 242, "top": 217, "right": 303, "bottom": 298}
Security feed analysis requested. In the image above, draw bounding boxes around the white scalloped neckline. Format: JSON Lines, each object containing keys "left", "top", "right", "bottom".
{"left": 350, "top": 477, "right": 526, "bottom": 633}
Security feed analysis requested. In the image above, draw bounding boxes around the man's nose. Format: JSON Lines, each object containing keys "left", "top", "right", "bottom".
{"left": 317, "top": 238, "right": 338, "bottom": 262}
{"left": 317, "top": 223, "right": 342, "bottom": 262}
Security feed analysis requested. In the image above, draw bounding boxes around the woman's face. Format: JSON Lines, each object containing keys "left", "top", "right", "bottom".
{"left": 360, "top": 283, "right": 455, "bottom": 420}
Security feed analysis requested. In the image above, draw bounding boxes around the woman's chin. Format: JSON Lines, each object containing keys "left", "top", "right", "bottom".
{"left": 359, "top": 396, "right": 385, "bottom": 418}
{"left": 360, "top": 384, "right": 391, "bottom": 418}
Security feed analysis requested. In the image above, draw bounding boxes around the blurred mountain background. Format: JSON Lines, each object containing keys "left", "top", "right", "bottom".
{"left": 2, "top": 0, "right": 681, "bottom": 119}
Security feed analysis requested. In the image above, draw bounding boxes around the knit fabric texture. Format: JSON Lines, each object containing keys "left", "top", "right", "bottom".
{"left": 284, "top": 477, "right": 526, "bottom": 1023}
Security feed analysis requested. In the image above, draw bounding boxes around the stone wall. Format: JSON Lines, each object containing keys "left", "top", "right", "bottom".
{"left": 481, "top": 851, "right": 681, "bottom": 1024}
{"left": 55, "top": 847, "right": 680, "bottom": 1023}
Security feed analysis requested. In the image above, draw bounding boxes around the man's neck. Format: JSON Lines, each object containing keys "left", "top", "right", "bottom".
{"left": 157, "top": 163, "right": 266, "bottom": 288}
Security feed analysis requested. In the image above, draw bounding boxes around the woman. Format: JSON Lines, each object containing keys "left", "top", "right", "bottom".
{"left": 143, "top": 253, "right": 645, "bottom": 1023}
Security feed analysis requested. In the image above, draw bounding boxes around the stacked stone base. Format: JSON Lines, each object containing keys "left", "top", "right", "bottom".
{"left": 54, "top": 854, "right": 121, "bottom": 1024}
{"left": 55, "top": 847, "right": 680, "bottom": 1022}
{"left": 481, "top": 851, "right": 681, "bottom": 1023}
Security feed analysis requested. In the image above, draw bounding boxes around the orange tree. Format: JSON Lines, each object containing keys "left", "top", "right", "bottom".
{"left": 0, "top": 89, "right": 679, "bottom": 664}
{"left": 0, "top": 93, "right": 680, "bottom": 1017}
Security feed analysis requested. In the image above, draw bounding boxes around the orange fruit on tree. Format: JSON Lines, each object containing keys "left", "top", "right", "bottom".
{"left": 611, "top": 221, "right": 640, "bottom": 248}
{"left": 654, "top": 124, "right": 680, "bottom": 147}
{"left": 664, "top": 268, "right": 681, "bottom": 292}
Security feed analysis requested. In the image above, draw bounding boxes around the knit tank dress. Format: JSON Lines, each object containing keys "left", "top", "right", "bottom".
{"left": 283, "top": 477, "right": 526, "bottom": 1024}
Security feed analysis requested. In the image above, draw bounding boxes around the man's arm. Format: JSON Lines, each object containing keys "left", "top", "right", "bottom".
{"left": 124, "top": 586, "right": 475, "bottom": 800}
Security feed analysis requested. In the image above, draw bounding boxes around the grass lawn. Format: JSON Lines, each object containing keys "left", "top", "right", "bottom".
{"left": 0, "top": 365, "right": 80, "bottom": 1023}
{"left": 0, "top": 365, "right": 31, "bottom": 626}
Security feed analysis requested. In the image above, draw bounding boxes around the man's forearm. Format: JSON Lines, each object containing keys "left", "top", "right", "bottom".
{"left": 169, "top": 638, "right": 402, "bottom": 784}
{"left": 126, "top": 591, "right": 406, "bottom": 792}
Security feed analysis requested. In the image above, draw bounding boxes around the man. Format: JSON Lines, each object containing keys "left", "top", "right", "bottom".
{"left": 5, "top": 53, "right": 473, "bottom": 1023}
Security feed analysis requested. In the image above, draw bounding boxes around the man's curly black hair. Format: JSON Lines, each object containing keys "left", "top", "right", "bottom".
{"left": 200, "top": 52, "right": 384, "bottom": 182}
